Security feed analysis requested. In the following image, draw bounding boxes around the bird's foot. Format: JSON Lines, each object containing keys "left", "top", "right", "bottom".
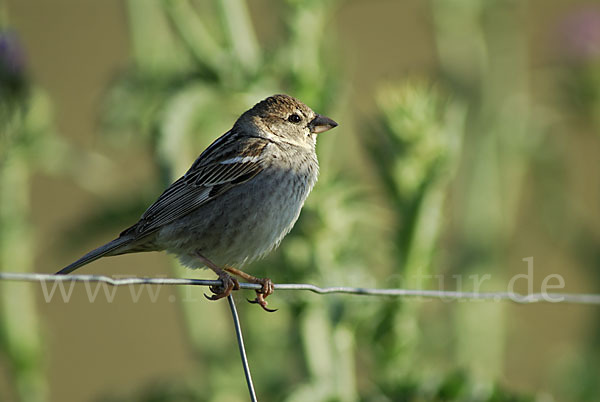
{"left": 204, "top": 269, "right": 240, "bottom": 301}
{"left": 225, "top": 267, "right": 277, "bottom": 312}
{"left": 246, "top": 278, "right": 276, "bottom": 312}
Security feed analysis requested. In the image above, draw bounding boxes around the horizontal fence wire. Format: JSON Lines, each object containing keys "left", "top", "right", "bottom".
{"left": 1, "top": 272, "right": 600, "bottom": 305}
{"left": 2, "top": 270, "right": 600, "bottom": 402}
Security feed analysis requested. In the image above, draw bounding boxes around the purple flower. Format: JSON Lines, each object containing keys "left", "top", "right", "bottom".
{"left": 561, "top": 7, "right": 600, "bottom": 62}
{"left": 0, "top": 30, "right": 26, "bottom": 76}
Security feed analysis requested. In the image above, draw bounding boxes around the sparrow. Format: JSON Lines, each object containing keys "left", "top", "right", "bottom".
{"left": 56, "top": 94, "right": 338, "bottom": 311}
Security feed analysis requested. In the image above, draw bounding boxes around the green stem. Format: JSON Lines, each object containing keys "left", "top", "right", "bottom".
{"left": 216, "top": 0, "right": 261, "bottom": 74}
{"left": 0, "top": 152, "right": 47, "bottom": 402}
{"left": 163, "top": 0, "right": 223, "bottom": 75}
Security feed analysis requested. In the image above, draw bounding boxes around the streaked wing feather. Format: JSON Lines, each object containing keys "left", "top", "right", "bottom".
{"left": 132, "top": 132, "right": 268, "bottom": 236}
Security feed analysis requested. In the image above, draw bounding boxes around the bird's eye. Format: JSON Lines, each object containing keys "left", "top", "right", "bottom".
{"left": 288, "top": 113, "right": 302, "bottom": 123}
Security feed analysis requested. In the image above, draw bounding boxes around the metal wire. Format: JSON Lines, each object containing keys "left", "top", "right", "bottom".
{"left": 2, "top": 270, "right": 600, "bottom": 402}
{"left": 227, "top": 295, "right": 258, "bottom": 402}
{"left": 1, "top": 272, "right": 599, "bottom": 305}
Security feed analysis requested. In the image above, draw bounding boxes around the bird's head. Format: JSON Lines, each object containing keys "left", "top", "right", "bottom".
{"left": 238, "top": 94, "right": 338, "bottom": 148}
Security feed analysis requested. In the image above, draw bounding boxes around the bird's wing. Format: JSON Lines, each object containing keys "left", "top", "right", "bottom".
{"left": 125, "top": 131, "right": 270, "bottom": 237}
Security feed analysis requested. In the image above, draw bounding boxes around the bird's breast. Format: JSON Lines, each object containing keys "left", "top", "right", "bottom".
{"left": 158, "top": 150, "right": 319, "bottom": 268}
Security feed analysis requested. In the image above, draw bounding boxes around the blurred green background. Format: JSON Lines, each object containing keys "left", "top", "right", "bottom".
{"left": 1, "top": 0, "right": 600, "bottom": 401}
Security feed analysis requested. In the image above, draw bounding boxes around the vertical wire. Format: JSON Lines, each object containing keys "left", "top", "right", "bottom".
{"left": 227, "top": 295, "right": 258, "bottom": 402}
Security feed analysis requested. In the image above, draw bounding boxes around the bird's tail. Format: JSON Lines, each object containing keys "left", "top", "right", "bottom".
{"left": 56, "top": 236, "right": 134, "bottom": 275}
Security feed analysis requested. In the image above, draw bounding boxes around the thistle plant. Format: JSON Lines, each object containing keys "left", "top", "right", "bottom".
{"left": 364, "top": 82, "right": 466, "bottom": 397}
{"left": 430, "top": 0, "right": 547, "bottom": 396}
{"left": 0, "top": 24, "right": 47, "bottom": 402}
{"left": 0, "top": 9, "right": 112, "bottom": 400}
{"left": 95, "top": 1, "right": 359, "bottom": 400}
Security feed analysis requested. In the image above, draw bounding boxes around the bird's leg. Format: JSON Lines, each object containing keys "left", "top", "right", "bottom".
{"left": 224, "top": 266, "right": 276, "bottom": 312}
{"left": 197, "top": 253, "right": 240, "bottom": 301}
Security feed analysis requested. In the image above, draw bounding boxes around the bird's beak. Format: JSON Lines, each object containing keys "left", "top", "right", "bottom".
{"left": 308, "top": 114, "right": 338, "bottom": 134}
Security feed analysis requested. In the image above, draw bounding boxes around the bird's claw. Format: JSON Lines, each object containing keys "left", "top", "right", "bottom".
{"left": 204, "top": 271, "right": 240, "bottom": 301}
{"left": 246, "top": 278, "right": 277, "bottom": 312}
